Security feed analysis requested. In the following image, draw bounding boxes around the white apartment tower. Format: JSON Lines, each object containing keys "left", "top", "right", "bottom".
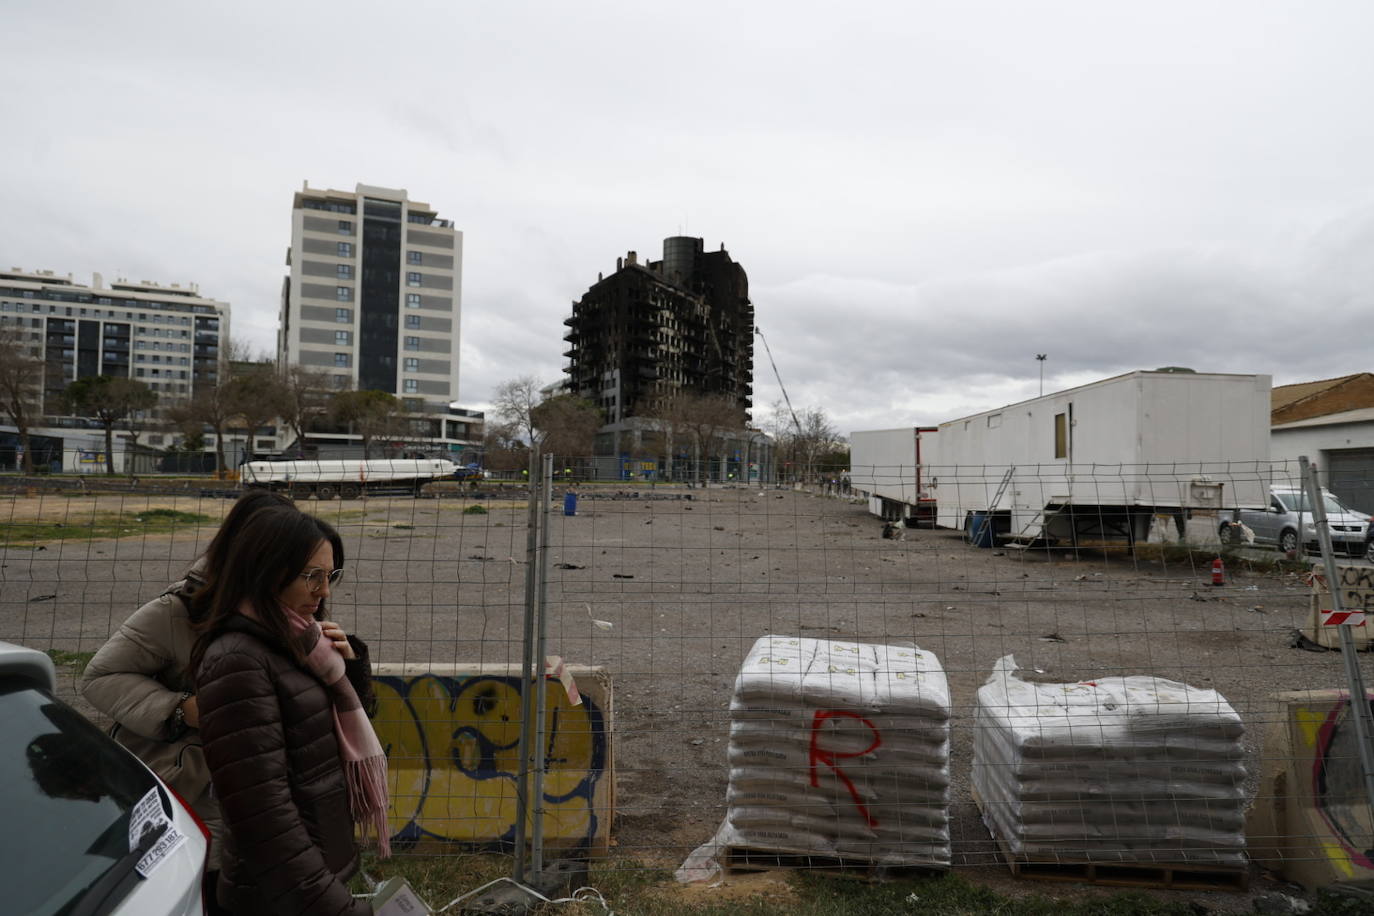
{"left": 0, "top": 268, "right": 230, "bottom": 417}
{"left": 278, "top": 182, "right": 462, "bottom": 413}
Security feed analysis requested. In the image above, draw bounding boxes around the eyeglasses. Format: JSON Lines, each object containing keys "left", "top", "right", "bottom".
{"left": 298, "top": 568, "right": 345, "bottom": 593}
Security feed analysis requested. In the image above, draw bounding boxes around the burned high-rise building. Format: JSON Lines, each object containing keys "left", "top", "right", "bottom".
{"left": 563, "top": 236, "right": 754, "bottom": 424}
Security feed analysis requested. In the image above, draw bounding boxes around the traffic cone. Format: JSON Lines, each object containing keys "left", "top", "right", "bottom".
{"left": 1211, "top": 556, "right": 1225, "bottom": 587}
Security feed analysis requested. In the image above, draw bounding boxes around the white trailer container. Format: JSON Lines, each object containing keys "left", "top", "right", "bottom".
{"left": 241, "top": 458, "right": 459, "bottom": 499}
{"left": 850, "top": 427, "right": 939, "bottom": 525}
{"left": 922, "top": 371, "right": 1275, "bottom": 545}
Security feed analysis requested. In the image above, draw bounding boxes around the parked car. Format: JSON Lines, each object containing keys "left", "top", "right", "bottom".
{"left": 0, "top": 641, "right": 208, "bottom": 915}
{"left": 1220, "top": 487, "right": 1373, "bottom": 559}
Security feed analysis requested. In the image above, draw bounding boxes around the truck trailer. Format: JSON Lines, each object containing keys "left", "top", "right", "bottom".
{"left": 856, "top": 370, "right": 1278, "bottom": 546}
{"left": 241, "top": 457, "right": 461, "bottom": 499}
{"left": 850, "top": 427, "right": 939, "bottom": 526}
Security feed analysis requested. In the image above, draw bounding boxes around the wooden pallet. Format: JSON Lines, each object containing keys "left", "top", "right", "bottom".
{"left": 986, "top": 833, "right": 1248, "bottom": 891}
{"left": 723, "top": 846, "right": 948, "bottom": 882}
{"left": 970, "top": 787, "right": 1248, "bottom": 892}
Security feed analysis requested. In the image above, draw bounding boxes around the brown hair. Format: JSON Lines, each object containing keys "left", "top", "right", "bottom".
{"left": 189, "top": 504, "right": 343, "bottom": 673}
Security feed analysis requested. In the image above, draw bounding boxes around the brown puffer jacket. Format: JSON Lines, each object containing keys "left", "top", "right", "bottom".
{"left": 196, "top": 614, "right": 372, "bottom": 916}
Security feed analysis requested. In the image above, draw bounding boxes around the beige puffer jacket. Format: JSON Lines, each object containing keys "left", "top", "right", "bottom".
{"left": 80, "top": 570, "right": 221, "bottom": 866}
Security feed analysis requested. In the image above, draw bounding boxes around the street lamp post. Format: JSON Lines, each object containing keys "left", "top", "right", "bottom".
{"left": 1036, "top": 354, "right": 1047, "bottom": 396}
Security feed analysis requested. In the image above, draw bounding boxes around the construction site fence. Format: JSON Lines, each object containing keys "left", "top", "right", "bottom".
{"left": 2, "top": 456, "right": 1372, "bottom": 897}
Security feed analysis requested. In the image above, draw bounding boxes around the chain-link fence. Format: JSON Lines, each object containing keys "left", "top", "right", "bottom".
{"left": 3, "top": 458, "right": 1371, "bottom": 907}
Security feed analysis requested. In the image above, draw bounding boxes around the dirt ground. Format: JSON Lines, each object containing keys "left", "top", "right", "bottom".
{"left": 2, "top": 482, "right": 1365, "bottom": 912}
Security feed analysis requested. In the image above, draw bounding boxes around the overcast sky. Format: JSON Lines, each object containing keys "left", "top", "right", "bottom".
{"left": 4, "top": 1, "right": 1373, "bottom": 437}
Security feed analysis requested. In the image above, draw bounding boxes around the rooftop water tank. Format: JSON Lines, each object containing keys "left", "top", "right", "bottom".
{"left": 662, "top": 236, "right": 702, "bottom": 286}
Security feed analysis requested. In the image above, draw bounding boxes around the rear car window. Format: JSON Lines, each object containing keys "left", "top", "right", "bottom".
{"left": 0, "top": 677, "right": 165, "bottom": 916}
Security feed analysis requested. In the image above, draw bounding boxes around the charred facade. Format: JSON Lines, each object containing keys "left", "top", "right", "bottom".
{"left": 562, "top": 236, "right": 754, "bottom": 423}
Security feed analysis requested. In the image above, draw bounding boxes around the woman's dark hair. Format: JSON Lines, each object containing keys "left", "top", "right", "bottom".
{"left": 188, "top": 491, "right": 345, "bottom": 621}
{"left": 186, "top": 491, "right": 295, "bottom": 614}
{"left": 189, "top": 503, "right": 342, "bottom": 673}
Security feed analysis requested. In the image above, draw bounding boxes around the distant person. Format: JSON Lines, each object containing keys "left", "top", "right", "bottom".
{"left": 192, "top": 503, "right": 387, "bottom": 915}
{"left": 80, "top": 491, "right": 372, "bottom": 916}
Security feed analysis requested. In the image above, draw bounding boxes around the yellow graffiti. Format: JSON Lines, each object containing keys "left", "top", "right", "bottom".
{"left": 1294, "top": 706, "right": 1326, "bottom": 749}
{"left": 373, "top": 673, "right": 605, "bottom": 847}
{"left": 1322, "top": 841, "right": 1356, "bottom": 879}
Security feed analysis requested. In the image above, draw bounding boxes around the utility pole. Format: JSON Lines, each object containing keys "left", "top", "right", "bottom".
{"left": 1036, "top": 354, "right": 1047, "bottom": 396}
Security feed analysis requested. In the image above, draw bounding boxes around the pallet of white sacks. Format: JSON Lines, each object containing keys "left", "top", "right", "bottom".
{"left": 722, "top": 846, "right": 948, "bottom": 882}
{"left": 970, "top": 786, "right": 1249, "bottom": 891}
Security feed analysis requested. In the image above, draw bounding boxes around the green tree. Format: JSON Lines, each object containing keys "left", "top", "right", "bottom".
{"left": 0, "top": 325, "right": 45, "bottom": 474}
{"left": 482, "top": 420, "right": 528, "bottom": 471}
{"left": 329, "top": 389, "right": 400, "bottom": 458}
{"left": 531, "top": 394, "right": 602, "bottom": 458}
{"left": 63, "top": 376, "right": 157, "bottom": 476}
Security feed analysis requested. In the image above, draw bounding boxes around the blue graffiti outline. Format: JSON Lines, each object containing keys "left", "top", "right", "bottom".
{"left": 376, "top": 673, "right": 606, "bottom": 849}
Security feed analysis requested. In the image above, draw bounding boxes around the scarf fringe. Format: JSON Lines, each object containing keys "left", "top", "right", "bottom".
{"left": 347, "top": 754, "right": 392, "bottom": 859}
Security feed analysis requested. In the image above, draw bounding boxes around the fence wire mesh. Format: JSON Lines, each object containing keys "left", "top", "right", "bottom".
{"left": 3, "top": 458, "right": 1372, "bottom": 904}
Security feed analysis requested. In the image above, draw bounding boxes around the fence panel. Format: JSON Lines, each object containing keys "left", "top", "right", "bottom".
{"left": 2, "top": 458, "right": 1371, "bottom": 902}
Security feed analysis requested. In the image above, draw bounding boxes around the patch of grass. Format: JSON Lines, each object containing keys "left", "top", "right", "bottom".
{"left": 393, "top": 523, "right": 415, "bottom": 530}
{"left": 0, "top": 510, "right": 213, "bottom": 547}
{"left": 353, "top": 851, "right": 509, "bottom": 908}
{"left": 135, "top": 508, "right": 206, "bottom": 523}
{"left": 464, "top": 505, "right": 488, "bottom": 515}
{"left": 349, "top": 857, "right": 1248, "bottom": 916}
{"left": 45, "top": 649, "right": 96, "bottom": 675}
{"left": 1134, "top": 542, "right": 1310, "bottom": 576}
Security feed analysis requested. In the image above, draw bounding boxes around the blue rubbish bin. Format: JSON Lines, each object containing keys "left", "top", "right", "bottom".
{"left": 967, "top": 511, "right": 996, "bottom": 548}
{"left": 563, "top": 492, "right": 578, "bottom": 516}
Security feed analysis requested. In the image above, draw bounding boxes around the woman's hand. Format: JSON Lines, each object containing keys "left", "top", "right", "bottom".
{"left": 320, "top": 621, "right": 357, "bottom": 660}
{"left": 180, "top": 695, "right": 199, "bottom": 729}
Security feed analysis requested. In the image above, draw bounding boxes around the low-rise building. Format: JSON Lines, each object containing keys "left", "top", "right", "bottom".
{"left": 1270, "top": 373, "right": 1374, "bottom": 513}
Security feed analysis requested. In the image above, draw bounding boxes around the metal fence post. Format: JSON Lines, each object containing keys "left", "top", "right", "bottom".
{"left": 531, "top": 453, "right": 553, "bottom": 875}
{"left": 512, "top": 448, "right": 543, "bottom": 884}
{"left": 1301, "top": 455, "right": 1374, "bottom": 822}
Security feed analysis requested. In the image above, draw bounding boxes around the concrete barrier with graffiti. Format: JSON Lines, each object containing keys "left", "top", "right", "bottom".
{"left": 372, "top": 664, "right": 614, "bottom": 854}
{"left": 1249, "top": 688, "right": 1374, "bottom": 888}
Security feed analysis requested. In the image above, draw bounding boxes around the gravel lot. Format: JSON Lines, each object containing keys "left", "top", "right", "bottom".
{"left": 3, "top": 481, "right": 1365, "bottom": 911}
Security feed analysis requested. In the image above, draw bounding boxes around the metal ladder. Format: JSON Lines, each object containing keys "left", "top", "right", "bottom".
{"left": 972, "top": 467, "right": 1015, "bottom": 545}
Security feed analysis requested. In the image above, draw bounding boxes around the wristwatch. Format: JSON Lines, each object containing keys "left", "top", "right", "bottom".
{"left": 168, "top": 691, "right": 192, "bottom": 739}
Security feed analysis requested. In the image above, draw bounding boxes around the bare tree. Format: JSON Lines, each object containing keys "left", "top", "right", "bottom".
{"left": 646, "top": 393, "right": 695, "bottom": 482}
{"left": 0, "top": 325, "right": 45, "bottom": 473}
{"left": 165, "top": 337, "right": 263, "bottom": 475}
{"left": 491, "top": 376, "right": 542, "bottom": 446}
{"left": 278, "top": 365, "right": 333, "bottom": 456}
{"left": 768, "top": 402, "right": 839, "bottom": 484}
{"left": 63, "top": 376, "right": 157, "bottom": 476}
{"left": 225, "top": 365, "right": 288, "bottom": 459}
{"left": 673, "top": 393, "right": 747, "bottom": 484}
{"left": 169, "top": 383, "right": 237, "bottom": 476}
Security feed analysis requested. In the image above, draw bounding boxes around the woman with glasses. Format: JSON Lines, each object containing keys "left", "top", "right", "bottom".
{"left": 81, "top": 491, "right": 372, "bottom": 916}
{"left": 191, "top": 501, "right": 386, "bottom": 915}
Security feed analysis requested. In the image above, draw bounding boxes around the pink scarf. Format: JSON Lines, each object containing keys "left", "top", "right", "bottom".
{"left": 242, "top": 604, "right": 391, "bottom": 858}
